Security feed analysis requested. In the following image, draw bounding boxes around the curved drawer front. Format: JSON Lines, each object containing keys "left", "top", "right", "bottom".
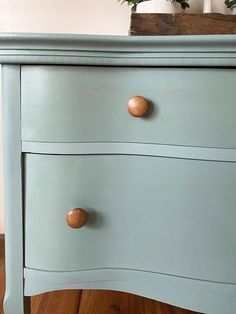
{"left": 25, "top": 154, "right": 236, "bottom": 283}
{"left": 22, "top": 66, "right": 236, "bottom": 148}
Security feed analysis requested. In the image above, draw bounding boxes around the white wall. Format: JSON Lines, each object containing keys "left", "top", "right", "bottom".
{"left": 0, "top": 0, "right": 131, "bottom": 233}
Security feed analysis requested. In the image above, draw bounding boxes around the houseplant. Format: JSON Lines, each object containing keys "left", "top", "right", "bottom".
{"left": 225, "top": 0, "right": 236, "bottom": 14}
{"left": 118, "top": 0, "right": 189, "bottom": 13}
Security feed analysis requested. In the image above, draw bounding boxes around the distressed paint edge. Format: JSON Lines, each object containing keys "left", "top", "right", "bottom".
{"left": 24, "top": 267, "right": 236, "bottom": 314}
{"left": 22, "top": 141, "right": 236, "bottom": 162}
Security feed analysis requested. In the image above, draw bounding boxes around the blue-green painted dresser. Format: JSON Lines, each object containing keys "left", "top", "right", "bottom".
{"left": 1, "top": 33, "right": 236, "bottom": 314}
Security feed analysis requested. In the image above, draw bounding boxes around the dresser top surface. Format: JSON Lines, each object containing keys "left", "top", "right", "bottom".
{"left": 1, "top": 32, "right": 236, "bottom": 50}
{"left": 0, "top": 32, "right": 236, "bottom": 66}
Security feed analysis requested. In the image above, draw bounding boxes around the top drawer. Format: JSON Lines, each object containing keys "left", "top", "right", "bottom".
{"left": 22, "top": 66, "right": 236, "bottom": 148}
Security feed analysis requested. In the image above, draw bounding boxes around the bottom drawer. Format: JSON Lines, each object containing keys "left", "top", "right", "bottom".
{"left": 25, "top": 154, "right": 236, "bottom": 283}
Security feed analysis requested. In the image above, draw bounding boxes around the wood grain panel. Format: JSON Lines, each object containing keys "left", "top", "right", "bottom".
{"left": 130, "top": 13, "right": 236, "bottom": 35}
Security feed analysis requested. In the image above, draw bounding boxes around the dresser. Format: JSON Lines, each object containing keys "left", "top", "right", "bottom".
{"left": 2, "top": 33, "right": 236, "bottom": 314}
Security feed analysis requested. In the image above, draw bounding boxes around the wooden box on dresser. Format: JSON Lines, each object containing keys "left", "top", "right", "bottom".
{"left": 1, "top": 33, "right": 236, "bottom": 314}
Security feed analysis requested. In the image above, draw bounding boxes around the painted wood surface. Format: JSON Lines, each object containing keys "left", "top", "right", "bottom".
{"left": 24, "top": 268, "right": 236, "bottom": 314}
{"left": 2, "top": 65, "right": 30, "bottom": 314}
{"left": 22, "top": 141, "right": 236, "bottom": 162}
{"left": 24, "top": 154, "right": 236, "bottom": 283}
{"left": 0, "top": 257, "right": 200, "bottom": 314}
{"left": 2, "top": 34, "right": 236, "bottom": 313}
{"left": 0, "top": 33, "right": 236, "bottom": 66}
{"left": 21, "top": 66, "right": 236, "bottom": 148}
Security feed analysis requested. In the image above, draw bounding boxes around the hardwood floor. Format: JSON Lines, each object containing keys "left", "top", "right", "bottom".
{"left": 77, "top": 290, "right": 200, "bottom": 314}
{"left": 0, "top": 258, "right": 5, "bottom": 314}
{"left": 0, "top": 240, "right": 201, "bottom": 314}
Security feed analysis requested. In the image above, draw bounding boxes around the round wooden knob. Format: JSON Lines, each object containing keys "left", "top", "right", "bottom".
{"left": 128, "top": 96, "right": 149, "bottom": 117}
{"left": 66, "top": 208, "right": 88, "bottom": 229}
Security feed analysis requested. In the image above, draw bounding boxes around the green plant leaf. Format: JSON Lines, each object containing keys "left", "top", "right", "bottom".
{"left": 225, "top": 0, "right": 236, "bottom": 8}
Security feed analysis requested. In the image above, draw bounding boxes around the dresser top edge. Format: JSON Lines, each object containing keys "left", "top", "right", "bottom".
{"left": 1, "top": 33, "right": 236, "bottom": 66}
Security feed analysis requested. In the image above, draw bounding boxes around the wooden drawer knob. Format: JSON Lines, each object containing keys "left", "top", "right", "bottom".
{"left": 66, "top": 208, "right": 88, "bottom": 229}
{"left": 128, "top": 96, "right": 149, "bottom": 117}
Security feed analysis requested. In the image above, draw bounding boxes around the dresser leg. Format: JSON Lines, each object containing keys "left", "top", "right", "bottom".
{"left": 2, "top": 65, "right": 30, "bottom": 314}
{"left": 4, "top": 293, "right": 30, "bottom": 314}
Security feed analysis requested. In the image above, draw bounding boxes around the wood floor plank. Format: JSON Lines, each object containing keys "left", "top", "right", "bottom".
{"left": 0, "top": 235, "right": 4, "bottom": 261}
{"left": 78, "top": 290, "right": 201, "bottom": 314}
{"left": 31, "top": 290, "right": 82, "bottom": 314}
{"left": 31, "top": 293, "right": 43, "bottom": 313}
{"left": 0, "top": 259, "right": 5, "bottom": 314}
{"left": 79, "top": 290, "right": 122, "bottom": 314}
{"left": 0, "top": 236, "right": 5, "bottom": 314}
